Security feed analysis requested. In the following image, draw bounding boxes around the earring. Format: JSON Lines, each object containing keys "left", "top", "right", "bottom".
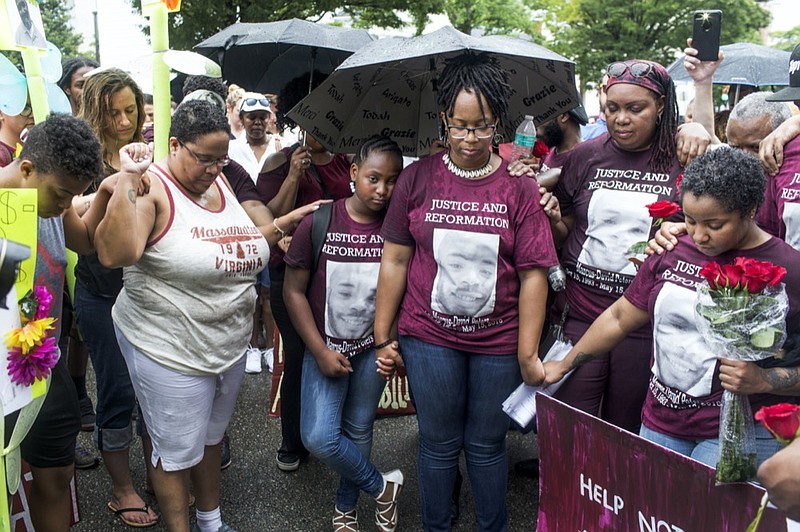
{"left": 349, "top": 181, "right": 356, "bottom": 194}
{"left": 493, "top": 132, "right": 503, "bottom": 144}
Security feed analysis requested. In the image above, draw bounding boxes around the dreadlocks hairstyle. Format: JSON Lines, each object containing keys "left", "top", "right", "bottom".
{"left": 57, "top": 56, "right": 99, "bottom": 93}
{"left": 78, "top": 68, "right": 145, "bottom": 167}
{"left": 436, "top": 53, "right": 511, "bottom": 129}
{"left": 353, "top": 134, "right": 403, "bottom": 168}
{"left": 276, "top": 70, "right": 327, "bottom": 131}
{"left": 650, "top": 72, "right": 679, "bottom": 176}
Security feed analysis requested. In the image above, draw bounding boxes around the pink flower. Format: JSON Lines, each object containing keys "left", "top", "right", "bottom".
{"left": 7, "top": 336, "right": 59, "bottom": 386}
{"left": 32, "top": 285, "right": 53, "bottom": 320}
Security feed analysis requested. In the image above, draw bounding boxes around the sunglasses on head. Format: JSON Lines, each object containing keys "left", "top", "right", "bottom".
{"left": 243, "top": 98, "right": 270, "bottom": 108}
{"left": 607, "top": 62, "right": 654, "bottom": 79}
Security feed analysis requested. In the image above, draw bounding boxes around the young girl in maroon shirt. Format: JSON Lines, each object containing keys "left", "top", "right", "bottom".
{"left": 283, "top": 136, "right": 405, "bottom": 532}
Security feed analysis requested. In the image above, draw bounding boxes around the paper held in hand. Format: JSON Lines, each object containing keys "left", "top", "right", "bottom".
{"left": 502, "top": 337, "right": 574, "bottom": 428}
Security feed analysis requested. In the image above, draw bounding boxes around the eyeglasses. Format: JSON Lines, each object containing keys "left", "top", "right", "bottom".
{"left": 446, "top": 123, "right": 497, "bottom": 140}
{"left": 180, "top": 141, "right": 230, "bottom": 168}
{"left": 607, "top": 62, "right": 654, "bottom": 79}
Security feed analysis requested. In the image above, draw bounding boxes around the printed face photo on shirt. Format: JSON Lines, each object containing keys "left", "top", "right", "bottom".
{"left": 324, "top": 261, "right": 380, "bottom": 339}
{"left": 652, "top": 283, "right": 716, "bottom": 398}
{"left": 577, "top": 188, "right": 656, "bottom": 275}
{"left": 783, "top": 202, "right": 800, "bottom": 251}
{"left": 431, "top": 229, "right": 499, "bottom": 317}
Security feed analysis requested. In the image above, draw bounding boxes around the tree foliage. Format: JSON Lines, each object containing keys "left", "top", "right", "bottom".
{"left": 772, "top": 25, "right": 800, "bottom": 52}
{"left": 534, "top": 0, "right": 771, "bottom": 91}
{"left": 132, "top": 0, "right": 543, "bottom": 51}
{"left": 5, "top": 0, "right": 88, "bottom": 69}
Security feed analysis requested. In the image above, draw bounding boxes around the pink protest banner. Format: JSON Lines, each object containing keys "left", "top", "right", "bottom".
{"left": 537, "top": 395, "right": 789, "bottom": 531}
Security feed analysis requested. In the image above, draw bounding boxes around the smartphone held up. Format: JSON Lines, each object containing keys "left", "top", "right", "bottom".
{"left": 692, "top": 10, "right": 722, "bottom": 62}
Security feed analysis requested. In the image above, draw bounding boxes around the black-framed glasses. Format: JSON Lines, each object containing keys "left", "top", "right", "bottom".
{"left": 179, "top": 141, "right": 230, "bottom": 168}
{"left": 607, "top": 62, "right": 653, "bottom": 79}
{"left": 446, "top": 123, "right": 497, "bottom": 140}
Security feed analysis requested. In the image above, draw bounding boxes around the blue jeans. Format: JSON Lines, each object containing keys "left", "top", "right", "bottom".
{"left": 300, "top": 348, "right": 387, "bottom": 511}
{"left": 401, "top": 336, "right": 521, "bottom": 532}
{"left": 74, "top": 280, "right": 136, "bottom": 452}
{"left": 640, "top": 423, "right": 783, "bottom": 470}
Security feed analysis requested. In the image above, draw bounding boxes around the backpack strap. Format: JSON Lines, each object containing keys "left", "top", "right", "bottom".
{"left": 311, "top": 202, "right": 333, "bottom": 272}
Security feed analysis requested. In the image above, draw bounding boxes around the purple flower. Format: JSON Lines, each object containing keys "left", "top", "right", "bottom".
{"left": 7, "top": 336, "right": 59, "bottom": 386}
{"left": 32, "top": 285, "right": 53, "bottom": 320}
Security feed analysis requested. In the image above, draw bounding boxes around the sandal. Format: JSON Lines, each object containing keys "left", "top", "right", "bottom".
{"left": 375, "top": 469, "right": 404, "bottom": 532}
{"left": 107, "top": 501, "right": 159, "bottom": 528}
{"left": 333, "top": 506, "right": 359, "bottom": 531}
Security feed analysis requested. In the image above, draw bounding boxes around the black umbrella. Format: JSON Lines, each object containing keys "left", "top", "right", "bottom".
{"left": 667, "top": 42, "right": 791, "bottom": 87}
{"left": 287, "top": 26, "right": 579, "bottom": 156}
{"left": 194, "top": 19, "right": 374, "bottom": 94}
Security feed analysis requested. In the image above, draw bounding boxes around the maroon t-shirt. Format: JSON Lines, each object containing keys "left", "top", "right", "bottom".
{"left": 0, "top": 141, "right": 14, "bottom": 168}
{"left": 285, "top": 200, "right": 383, "bottom": 358}
{"left": 555, "top": 135, "right": 683, "bottom": 325}
{"left": 257, "top": 147, "right": 351, "bottom": 270}
{"left": 756, "top": 136, "right": 800, "bottom": 250}
{"left": 222, "top": 159, "right": 261, "bottom": 204}
{"left": 625, "top": 234, "right": 800, "bottom": 440}
{"left": 539, "top": 146, "right": 573, "bottom": 172}
{"left": 382, "top": 153, "right": 559, "bottom": 354}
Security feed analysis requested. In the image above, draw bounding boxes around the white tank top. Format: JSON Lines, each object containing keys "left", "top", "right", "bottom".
{"left": 113, "top": 163, "right": 270, "bottom": 375}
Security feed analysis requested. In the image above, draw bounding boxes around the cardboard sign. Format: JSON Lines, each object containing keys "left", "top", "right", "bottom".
{"left": 0, "top": 0, "right": 47, "bottom": 51}
{"left": 0, "top": 189, "right": 37, "bottom": 301}
{"left": 536, "top": 395, "right": 790, "bottom": 531}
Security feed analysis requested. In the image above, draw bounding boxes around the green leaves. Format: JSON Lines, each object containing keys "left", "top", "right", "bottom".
{"left": 750, "top": 326, "right": 781, "bottom": 349}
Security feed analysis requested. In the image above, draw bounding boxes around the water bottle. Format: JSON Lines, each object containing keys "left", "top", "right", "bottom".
{"left": 509, "top": 115, "right": 536, "bottom": 162}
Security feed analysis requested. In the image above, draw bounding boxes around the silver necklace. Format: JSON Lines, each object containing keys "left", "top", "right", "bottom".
{"left": 443, "top": 152, "right": 493, "bottom": 179}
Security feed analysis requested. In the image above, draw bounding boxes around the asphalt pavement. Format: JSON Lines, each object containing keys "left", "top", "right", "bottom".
{"left": 71, "top": 366, "right": 540, "bottom": 531}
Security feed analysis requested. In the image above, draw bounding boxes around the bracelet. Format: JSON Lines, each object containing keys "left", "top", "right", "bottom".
{"left": 272, "top": 218, "right": 286, "bottom": 238}
{"left": 374, "top": 339, "right": 396, "bottom": 350}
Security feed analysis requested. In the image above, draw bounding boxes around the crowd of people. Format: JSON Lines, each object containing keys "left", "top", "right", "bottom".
{"left": 3, "top": 24, "right": 800, "bottom": 532}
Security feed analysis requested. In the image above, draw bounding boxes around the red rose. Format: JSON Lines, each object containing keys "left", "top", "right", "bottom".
{"left": 770, "top": 265, "right": 788, "bottom": 286}
{"left": 735, "top": 257, "right": 786, "bottom": 293}
{"left": 699, "top": 262, "right": 724, "bottom": 290}
{"left": 675, "top": 173, "right": 684, "bottom": 193}
{"left": 755, "top": 403, "right": 800, "bottom": 445}
{"left": 720, "top": 263, "right": 744, "bottom": 290}
{"left": 646, "top": 200, "right": 680, "bottom": 219}
{"left": 532, "top": 139, "right": 550, "bottom": 158}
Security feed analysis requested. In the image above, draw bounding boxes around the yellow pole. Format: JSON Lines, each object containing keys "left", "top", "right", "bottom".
{"left": 149, "top": 3, "right": 170, "bottom": 158}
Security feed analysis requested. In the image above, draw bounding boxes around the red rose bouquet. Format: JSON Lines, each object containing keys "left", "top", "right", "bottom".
{"left": 695, "top": 258, "right": 789, "bottom": 483}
